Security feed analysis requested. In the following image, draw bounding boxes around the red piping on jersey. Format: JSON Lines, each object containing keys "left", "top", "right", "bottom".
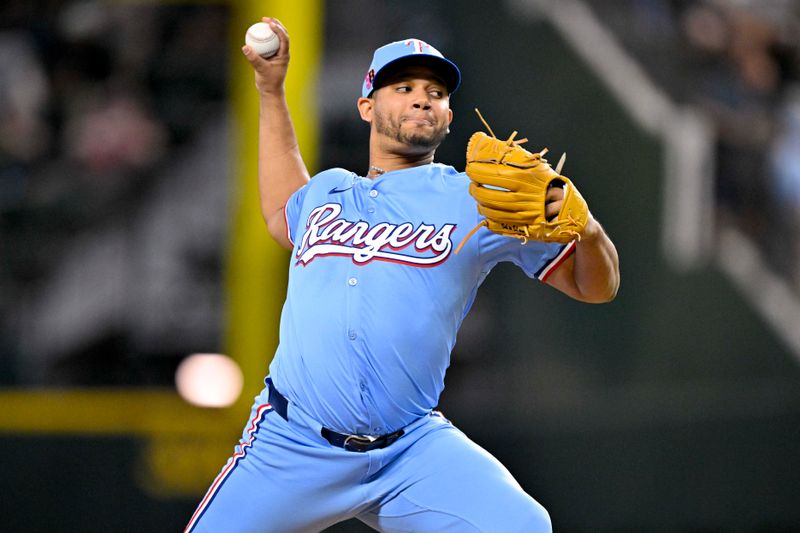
{"left": 538, "top": 240, "right": 576, "bottom": 283}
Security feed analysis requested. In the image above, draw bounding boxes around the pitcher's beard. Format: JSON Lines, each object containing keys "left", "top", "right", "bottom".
{"left": 374, "top": 111, "right": 448, "bottom": 150}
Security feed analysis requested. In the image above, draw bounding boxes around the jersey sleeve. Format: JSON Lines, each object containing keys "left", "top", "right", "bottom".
{"left": 478, "top": 227, "right": 576, "bottom": 282}
{"left": 525, "top": 240, "right": 576, "bottom": 282}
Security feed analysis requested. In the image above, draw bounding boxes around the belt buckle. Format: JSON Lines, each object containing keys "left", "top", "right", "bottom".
{"left": 343, "top": 434, "right": 378, "bottom": 453}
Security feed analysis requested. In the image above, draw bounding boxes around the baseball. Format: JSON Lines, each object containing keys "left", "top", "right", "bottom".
{"left": 245, "top": 22, "right": 279, "bottom": 58}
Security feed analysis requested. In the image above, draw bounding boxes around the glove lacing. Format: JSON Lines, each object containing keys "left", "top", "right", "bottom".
{"left": 455, "top": 110, "right": 571, "bottom": 254}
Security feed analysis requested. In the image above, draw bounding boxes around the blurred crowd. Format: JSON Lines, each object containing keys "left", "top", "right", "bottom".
{"left": 0, "top": 1, "right": 231, "bottom": 385}
{"left": 587, "top": 0, "right": 800, "bottom": 286}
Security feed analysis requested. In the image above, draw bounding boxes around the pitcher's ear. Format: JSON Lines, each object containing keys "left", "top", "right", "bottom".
{"left": 357, "top": 97, "right": 374, "bottom": 123}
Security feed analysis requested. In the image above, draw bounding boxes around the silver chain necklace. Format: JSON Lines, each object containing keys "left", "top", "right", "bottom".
{"left": 368, "top": 165, "right": 386, "bottom": 177}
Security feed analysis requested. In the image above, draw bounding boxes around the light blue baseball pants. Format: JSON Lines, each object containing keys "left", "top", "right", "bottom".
{"left": 185, "top": 384, "right": 551, "bottom": 532}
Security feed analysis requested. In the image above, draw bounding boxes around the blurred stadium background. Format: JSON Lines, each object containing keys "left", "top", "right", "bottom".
{"left": 1, "top": 0, "right": 799, "bottom": 531}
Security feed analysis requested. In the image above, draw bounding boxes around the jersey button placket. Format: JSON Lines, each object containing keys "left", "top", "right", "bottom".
{"left": 347, "top": 276, "right": 358, "bottom": 340}
{"left": 367, "top": 188, "right": 378, "bottom": 214}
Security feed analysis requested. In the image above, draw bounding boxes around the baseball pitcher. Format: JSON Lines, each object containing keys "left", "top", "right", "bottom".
{"left": 186, "top": 17, "right": 620, "bottom": 533}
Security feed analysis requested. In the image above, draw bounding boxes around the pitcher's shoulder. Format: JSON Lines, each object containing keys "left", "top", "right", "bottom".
{"left": 308, "top": 167, "right": 359, "bottom": 193}
{"left": 433, "top": 163, "right": 468, "bottom": 186}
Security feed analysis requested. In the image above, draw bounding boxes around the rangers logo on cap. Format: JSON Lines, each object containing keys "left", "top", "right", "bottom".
{"left": 364, "top": 68, "right": 375, "bottom": 92}
{"left": 404, "top": 39, "right": 430, "bottom": 53}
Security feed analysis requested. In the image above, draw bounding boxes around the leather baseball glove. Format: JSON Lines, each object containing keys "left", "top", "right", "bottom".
{"left": 455, "top": 110, "right": 590, "bottom": 253}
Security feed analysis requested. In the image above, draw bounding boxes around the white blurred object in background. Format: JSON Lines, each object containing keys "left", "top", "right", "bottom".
{"left": 175, "top": 353, "right": 243, "bottom": 408}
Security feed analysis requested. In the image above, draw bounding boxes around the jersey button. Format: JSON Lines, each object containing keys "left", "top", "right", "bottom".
{"left": 347, "top": 277, "right": 358, "bottom": 286}
{"left": 359, "top": 382, "right": 366, "bottom": 391}
{"left": 367, "top": 207, "right": 375, "bottom": 214}
{"left": 348, "top": 330, "right": 357, "bottom": 340}
{"left": 369, "top": 189, "right": 378, "bottom": 198}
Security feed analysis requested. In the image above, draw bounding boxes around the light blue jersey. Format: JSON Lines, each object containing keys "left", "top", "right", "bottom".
{"left": 271, "top": 163, "right": 574, "bottom": 435}
{"left": 186, "top": 163, "right": 571, "bottom": 532}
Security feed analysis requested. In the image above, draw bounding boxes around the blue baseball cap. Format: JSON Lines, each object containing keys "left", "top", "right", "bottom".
{"left": 361, "top": 39, "right": 461, "bottom": 98}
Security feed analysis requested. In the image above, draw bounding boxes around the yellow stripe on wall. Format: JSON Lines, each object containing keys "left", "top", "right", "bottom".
{"left": 0, "top": 389, "right": 228, "bottom": 435}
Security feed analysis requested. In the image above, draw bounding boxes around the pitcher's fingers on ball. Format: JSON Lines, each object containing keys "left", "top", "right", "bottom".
{"left": 241, "top": 45, "right": 259, "bottom": 62}
{"left": 264, "top": 17, "right": 290, "bottom": 56}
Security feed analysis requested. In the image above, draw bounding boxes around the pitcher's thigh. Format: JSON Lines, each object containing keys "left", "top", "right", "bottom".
{"left": 363, "top": 425, "right": 551, "bottom": 533}
{"left": 186, "top": 411, "right": 363, "bottom": 533}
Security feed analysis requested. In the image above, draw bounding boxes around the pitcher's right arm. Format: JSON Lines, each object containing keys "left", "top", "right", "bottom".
{"left": 242, "top": 17, "right": 310, "bottom": 249}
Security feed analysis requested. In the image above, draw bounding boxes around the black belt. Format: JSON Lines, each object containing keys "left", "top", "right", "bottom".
{"left": 266, "top": 378, "right": 404, "bottom": 453}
